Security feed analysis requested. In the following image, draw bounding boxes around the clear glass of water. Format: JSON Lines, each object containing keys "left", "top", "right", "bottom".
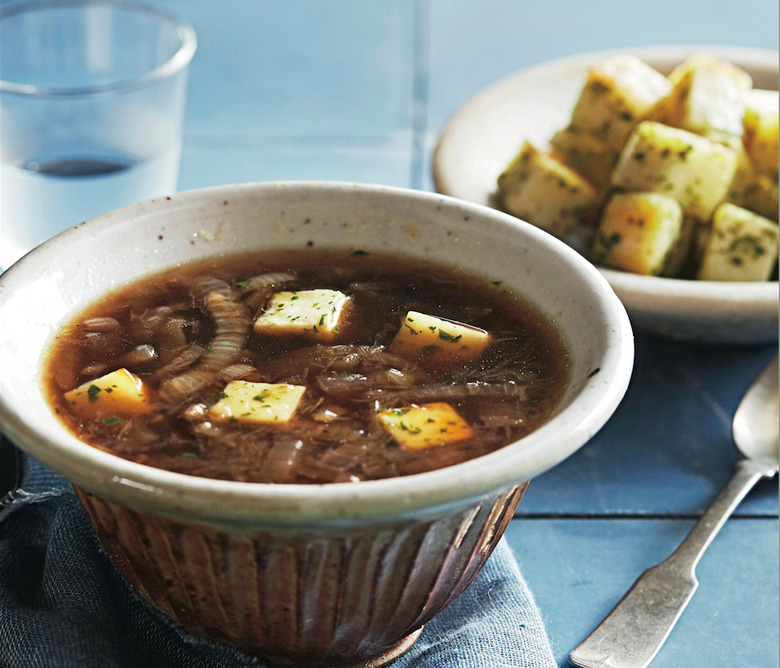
{"left": 0, "top": 0, "right": 197, "bottom": 269}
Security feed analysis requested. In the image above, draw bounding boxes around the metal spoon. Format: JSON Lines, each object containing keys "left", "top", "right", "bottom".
{"left": 570, "top": 354, "right": 779, "bottom": 668}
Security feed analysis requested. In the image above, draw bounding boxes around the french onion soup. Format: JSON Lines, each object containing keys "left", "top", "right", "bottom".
{"left": 44, "top": 251, "right": 569, "bottom": 484}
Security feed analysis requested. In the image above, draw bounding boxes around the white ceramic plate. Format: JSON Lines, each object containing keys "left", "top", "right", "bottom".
{"left": 433, "top": 45, "right": 779, "bottom": 345}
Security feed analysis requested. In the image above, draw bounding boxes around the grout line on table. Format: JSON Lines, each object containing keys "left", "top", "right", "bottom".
{"left": 409, "top": 0, "right": 431, "bottom": 190}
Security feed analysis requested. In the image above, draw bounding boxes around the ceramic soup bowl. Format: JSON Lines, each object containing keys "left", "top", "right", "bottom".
{"left": 0, "top": 182, "right": 633, "bottom": 666}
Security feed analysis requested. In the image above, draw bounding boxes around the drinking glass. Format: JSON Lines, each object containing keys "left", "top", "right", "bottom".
{"left": 0, "top": 0, "right": 197, "bottom": 268}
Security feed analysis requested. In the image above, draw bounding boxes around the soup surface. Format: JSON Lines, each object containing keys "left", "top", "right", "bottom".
{"left": 44, "top": 251, "right": 569, "bottom": 484}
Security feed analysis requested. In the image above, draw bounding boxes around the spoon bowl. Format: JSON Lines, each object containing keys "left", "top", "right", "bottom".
{"left": 733, "top": 355, "right": 779, "bottom": 462}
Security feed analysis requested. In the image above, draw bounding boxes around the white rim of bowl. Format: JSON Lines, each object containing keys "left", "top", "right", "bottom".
{"left": 601, "top": 267, "right": 778, "bottom": 300}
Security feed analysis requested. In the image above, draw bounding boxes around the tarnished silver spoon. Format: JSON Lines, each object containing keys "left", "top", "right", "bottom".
{"left": 570, "top": 354, "right": 779, "bottom": 668}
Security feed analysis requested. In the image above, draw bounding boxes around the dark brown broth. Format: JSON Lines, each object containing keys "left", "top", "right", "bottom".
{"left": 44, "top": 251, "right": 569, "bottom": 483}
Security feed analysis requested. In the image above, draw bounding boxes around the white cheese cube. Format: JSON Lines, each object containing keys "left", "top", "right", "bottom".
{"left": 389, "top": 311, "right": 490, "bottom": 369}
{"left": 663, "top": 215, "right": 701, "bottom": 279}
{"left": 697, "top": 203, "right": 779, "bottom": 281}
{"left": 64, "top": 368, "right": 152, "bottom": 419}
{"left": 377, "top": 402, "right": 475, "bottom": 449}
{"left": 497, "top": 140, "right": 599, "bottom": 239}
{"left": 611, "top": 121, "right": 738, "bottom": 221}
{"left": 743, "top": 89, "right": 779, "bottom": 176}
{"left": 253, "top": 289, "right": 349, "bottom": 341}
{"left": 209, "top": 381, "right": 306, "bottom": 424}
{"left": 591, "top": 192, "right": 684, "bottom": 276}
{"left": 550, "top": 126, "right": 619, "bottom": 194}
{"left": 569, "top": 54, "right": 672, "bottom": 152}
{"left": 650, "top": 54, "right": 752, "bottom": 145}
{"left": 728, "top": 144, "right": 779, "bottom": 222}
{"left": 733, "top": 171, "right": 779, "bottom": 223}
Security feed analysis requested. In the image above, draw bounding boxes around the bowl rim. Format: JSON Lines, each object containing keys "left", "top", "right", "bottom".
{"left": 600, "top": 267, "right": 779, "bottom": 307}
{"left": 0, "top": 181, "right": 634, "bottom": 525}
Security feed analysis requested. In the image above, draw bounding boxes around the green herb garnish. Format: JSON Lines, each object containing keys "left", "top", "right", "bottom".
{"left": 87, "top": 385, "right": 102, "bottom": 403}
{"left": 438, "top": 330, "right": 462, "bottom": 343}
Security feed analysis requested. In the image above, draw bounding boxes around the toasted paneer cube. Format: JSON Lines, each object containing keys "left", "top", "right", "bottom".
{"left": 64, "top": 368, "right": 152, "bottom": 419}
{"left": 688, "top": 217, "right": 716, "bottom": 275}
{"left": 743, "top": 89, "right": 779, "bottom": 176}
{"left": 728, "top": 144, "right": 779, "bottom": 222}
{"left": 591, "top": 192, "right": 684, "bottom": 275}
{"left": 568, "top": 54, "right": 672, "bottom": 152}
{"left": 663, "top": 215, "right": 701, "bottom": 279}
{"left": 611, "top": 121, "right": 738, "bottom": 221}
{"left": 377, "top": 402, "right": 475, "bottom": 449}
{"left": 389, "top": 311, "right": 490, "bottom": 369}
{"left": 697, "top": 203, "right": 779, "bottom": 281}
{"left": 549, "top": 126, "right": 618, "bottom": 194}
{"left": 732, "top": 171, "right": 779, "bottom": 223}
{"left": 497, "top": 140, "right": 599, "bottom": 239}
{"left": 209, "top": 381, "right": 306, "bottom": 424}
{"left": 650, "top": 55, "right": 752, "bottom": 145}
{"left": 254, "top": 289, "right": 349, "bottom": 341}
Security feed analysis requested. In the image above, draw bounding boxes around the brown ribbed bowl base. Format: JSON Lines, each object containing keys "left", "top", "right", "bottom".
{"left": 75, "top": 482, "right": 527, "bottom": 666}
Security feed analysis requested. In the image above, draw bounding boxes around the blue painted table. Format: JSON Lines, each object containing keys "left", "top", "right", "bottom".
{"left": 8, "top": 1, "right": 780, "bottom": 666}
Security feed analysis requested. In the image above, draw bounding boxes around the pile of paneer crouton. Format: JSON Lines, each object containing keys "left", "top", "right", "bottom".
{"left": 496, "top": 54, "right": 779, "bottom": 281}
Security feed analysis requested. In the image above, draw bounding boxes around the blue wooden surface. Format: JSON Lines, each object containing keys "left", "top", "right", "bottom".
{"left": 8, "top": 0, "right": 779, "bottom": 666}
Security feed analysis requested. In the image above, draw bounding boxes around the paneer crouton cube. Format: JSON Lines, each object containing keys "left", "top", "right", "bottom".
{"left": 568, "top": 54, "right": 672, "bottom": 152}
{"left": 64, "top": 368, "right": 152, "bottom": 419}
{"left": 663, "top": 215, "right": 701, "bottom": 279}
{"left": 731, "top": 171, "right": 779, "bottom": 223}
{"left": 591, "top": 192, "right": 684, "bottom": 276}
{"left": 743, "top": 89, "right": 779, "bottom": 176}
{"left": 377, "top": 403, "right": 475, "bottom": 449}
{"left": 254, "top": 289, "right": 349, "bottom": 341}
{"left": 611, "top": 121, "right": 738, "bottom": 221}
{"left": 728, "top": 143, "right": 779, "bottom": 222}
{"left": 550, "top": 126, "right": 618, "bottom": 194}
{"left": 209, "top": 381, "right": 306, "bottom": 424}
{"left": 650, "top": 54, "right": 752, "bottom": 145}
{"left": 697, "top": 203, "right": 779, "bottom": 281}
{"left": 497, "top": 140, "right": 599, "bottom": 239}
{"left": 389, "top": 311, "right": 490, "bottom": 368}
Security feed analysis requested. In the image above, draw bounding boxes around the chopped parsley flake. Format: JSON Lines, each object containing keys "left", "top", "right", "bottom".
{"left": 399, "top": 422, "right": 421, "bottom": 434}
{"left": 438, "top": 330, "right": 462, "bottom": 343}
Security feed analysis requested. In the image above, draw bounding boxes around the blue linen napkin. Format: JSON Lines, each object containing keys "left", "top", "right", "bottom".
{"left": 0, "top": 450, "right": 556, "bottom": 668}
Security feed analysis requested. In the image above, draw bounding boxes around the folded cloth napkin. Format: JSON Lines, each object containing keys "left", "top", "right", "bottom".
{"left": 0, "top": 450, "right": 556, "bottom": 668}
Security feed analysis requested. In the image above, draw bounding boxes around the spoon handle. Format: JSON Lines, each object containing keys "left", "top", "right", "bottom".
{"left": 569, "top": 457, "right": 778, "bottom": 668}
